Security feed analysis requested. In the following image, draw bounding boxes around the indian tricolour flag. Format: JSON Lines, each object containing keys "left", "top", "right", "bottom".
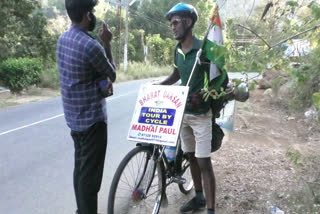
{"left": 202, "top": 6, "right": 227, "bottom": 90}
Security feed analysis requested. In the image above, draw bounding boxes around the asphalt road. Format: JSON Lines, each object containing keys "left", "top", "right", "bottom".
{"left": 0, "top": 73, "right": 259, "bottom": 214}
{"left": 0, "top": 78, "right": 153, "bottom": 214}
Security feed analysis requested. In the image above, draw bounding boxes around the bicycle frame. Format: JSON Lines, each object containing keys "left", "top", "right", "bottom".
{"left": 147, "top": 139, "right": 188, "bottom": 186}
{"left": 108, "top": 139, "right": 193, "bottom": 214}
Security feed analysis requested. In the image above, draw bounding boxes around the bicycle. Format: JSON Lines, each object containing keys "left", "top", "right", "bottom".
{"left": 107, "top": 138, "right": 193, "bottom": 214}
{"left": 107, "top": 78, "right": 249, "bottom": 214}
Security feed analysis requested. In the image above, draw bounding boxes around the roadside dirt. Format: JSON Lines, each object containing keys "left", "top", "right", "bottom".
{"left": 162, "top": 88, "right": 320, "bottom": 214}
{"left": 0, "top": 88, "right": 60, "bottom": 109}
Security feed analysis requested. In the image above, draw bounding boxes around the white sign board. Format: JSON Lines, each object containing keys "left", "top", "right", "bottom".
{"left": 127, "top": 84, "right": 189, "bottom": 146}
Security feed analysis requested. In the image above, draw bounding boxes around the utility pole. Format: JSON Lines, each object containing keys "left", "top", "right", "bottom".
{"left": 117, "top": 0, "right": 121, "bottom": 67}
{"left": 141, "top": 31, "right": 148, "bottom": 63}
{"left": 124, "top": 0, "right": 137, "bottom": 73}
{"left": 124, "top": 1, "right": 129, "bottom": 72}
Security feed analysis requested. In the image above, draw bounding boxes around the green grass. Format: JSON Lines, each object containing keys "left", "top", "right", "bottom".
{"left": 115, "top": 62, "right": 173, "bottom": 83}
{"left": 39, "top": 64, "right": 60, "bottom": 89}
{"left": 286, "top": 154, "right": 320, "bottom": 212}
{"left": 25, "top": 86, "right": 44, "bottom": 96}
{"left": 0, "top": 100, "right": 19, "bottom": 109}
{"left": 38, "top": 62, "right": 173, "bottom": 89}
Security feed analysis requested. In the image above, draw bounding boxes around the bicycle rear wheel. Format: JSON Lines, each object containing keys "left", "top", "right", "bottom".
{"left": 108, "top": 146, "right": 165, "bottom": 214}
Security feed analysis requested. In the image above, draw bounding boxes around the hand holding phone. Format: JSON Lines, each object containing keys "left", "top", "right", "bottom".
{"left": 99, "top": 78, "right": 113, "bottom": 97}
{"left": 99, "top": 21, "right": 113, "bottom": 44}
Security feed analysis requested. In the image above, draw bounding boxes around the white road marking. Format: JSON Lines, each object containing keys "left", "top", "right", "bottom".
{"left": 107, "top": 91, "right": 136, "bottom": 101}
{"left": 0, "top": 91, "right": 136, "bottom": 136}
{"left": 0, "top": 114, "right": 64, "bottom": 136}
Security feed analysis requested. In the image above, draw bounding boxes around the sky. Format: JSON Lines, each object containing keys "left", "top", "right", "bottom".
{"left": 217, "top": 0, "right": 265, "bottom": 20}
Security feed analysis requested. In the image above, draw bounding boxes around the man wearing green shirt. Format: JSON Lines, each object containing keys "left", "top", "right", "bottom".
{"left": 159, "top": 3, "right": 217, "bottom": 214}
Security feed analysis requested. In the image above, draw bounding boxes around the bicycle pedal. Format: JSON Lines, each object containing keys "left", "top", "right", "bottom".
{"left": 171, "top": 176, "right": 186, "bottom": 185}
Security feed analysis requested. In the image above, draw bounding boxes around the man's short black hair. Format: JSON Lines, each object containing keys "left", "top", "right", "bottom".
{"left": 65, "top": 0, "right": 98, "bottom": 23}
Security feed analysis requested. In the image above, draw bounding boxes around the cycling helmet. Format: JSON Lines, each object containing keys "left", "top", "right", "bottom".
{"left": 166, "top": 3, "right": 198, "bottom": 25}
{"left": 234, "top": 82, "right": 249, "bottom": 102}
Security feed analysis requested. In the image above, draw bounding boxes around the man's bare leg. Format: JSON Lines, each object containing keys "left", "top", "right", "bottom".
{"left": 188, "top": 152, "right": 202, "bottom": 191}
{"left": 197, "top": 157, "right": 216, "bottom": 211}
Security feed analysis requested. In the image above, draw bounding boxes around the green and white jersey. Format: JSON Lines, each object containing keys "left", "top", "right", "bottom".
{"left": 174, "top": 36, "right": 211, "bottom": 115}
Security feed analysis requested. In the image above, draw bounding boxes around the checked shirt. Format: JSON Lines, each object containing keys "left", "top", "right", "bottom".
{"left": 57, "top": 25, "right": 116, "bottom": 131}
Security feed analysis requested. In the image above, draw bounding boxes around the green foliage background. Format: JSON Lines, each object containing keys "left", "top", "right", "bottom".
{"left": 0, "top": 1, "right": 319, "bottom": 212}
{"left": 0, "top": 0, "right": 319, "bottom": 117}
{"left": 224, "top": 0, "right": 320, "bottom": 114}
{"left": 0, "top": 0, "right": 56, "bottom": 62}
{"left": 0, "top": 58, "right": 43, "bottom": 93}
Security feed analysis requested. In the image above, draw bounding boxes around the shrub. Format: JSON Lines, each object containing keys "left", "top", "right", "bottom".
{"left": 0, "top": 58, "right": 43, "bottom": 93}
{"left": 146, "top": 34, "right": 175, "bottom": 65}
{"left": 289, "top": 47, "right": 320, "bottom": 112}
{"left": 39, "top": 64, "right": 60, "bottom": 89}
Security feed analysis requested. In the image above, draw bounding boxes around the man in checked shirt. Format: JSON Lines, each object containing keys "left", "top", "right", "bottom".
{"left": 57, "top": 0, "right": 116, "bottom": 213}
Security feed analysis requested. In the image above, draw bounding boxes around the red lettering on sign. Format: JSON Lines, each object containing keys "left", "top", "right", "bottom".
{"left": 139, "top": 90, "right": 161, "bottom": 106}
{"left": 132, "top": 124, "right": 158, "bottom": 133}
{"left": 158, "top": 127, "right": 176, "bottom": 135}
{"left": 163, "top": 91, "right": 182, "bottom": 109}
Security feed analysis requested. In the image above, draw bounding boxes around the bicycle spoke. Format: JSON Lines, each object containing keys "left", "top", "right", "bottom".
{"left": 130, "top": 151, "right": 147, "bottom": 187}
{"left": 108, "top": 146, "right": 164, "bottom": 214}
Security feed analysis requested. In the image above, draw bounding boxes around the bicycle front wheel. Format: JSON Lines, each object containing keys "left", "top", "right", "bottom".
{"left": 178, "top": 154, "right": 193, "bottom": 194}
{"left": 108, "top": 146, "right": 165, "bottom": 214}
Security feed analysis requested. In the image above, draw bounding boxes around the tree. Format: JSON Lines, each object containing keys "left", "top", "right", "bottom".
{"left": 224, "top": 0, "right": 320, "bottom": 113}
{"left": 125, "top": 0, "right": 216, "bottom": 64}
{"left": 129, "top": 0, "right": 175, "bottom": 39}
{"left": 0, "top": 0, "right": 36, "bottom": 37}
{"left": 193, "top": 1, "right": 215, "bottom": 38}
{"left": 129, "top": 0, "right": 206, "bottom": 39}
{"left": 47, "top": 0, "right": 66, "bottom": 15}
{"left": 0, "top": 0, "right": 56, "bottom": 62}
{"left": 146, "top": 34, "right": 175, "bottom": 65}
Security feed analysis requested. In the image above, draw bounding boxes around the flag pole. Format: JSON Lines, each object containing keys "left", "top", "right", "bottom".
{"left": 186, "top": 8, "right": 217, "bottom": 87}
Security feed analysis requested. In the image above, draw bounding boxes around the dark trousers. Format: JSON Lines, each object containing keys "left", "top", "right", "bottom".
{"left": 71, "top": 122, "right": 107, "bottom": 214}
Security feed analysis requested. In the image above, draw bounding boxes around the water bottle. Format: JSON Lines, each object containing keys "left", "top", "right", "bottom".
{"left": 164, "top": 146, "right": 176, "bottom": 162}
{"left": 271, "top": 206, "right": 285, "bottom": 214}
{"left": 266, "top": 201, "right": 285, "bottom": 214}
